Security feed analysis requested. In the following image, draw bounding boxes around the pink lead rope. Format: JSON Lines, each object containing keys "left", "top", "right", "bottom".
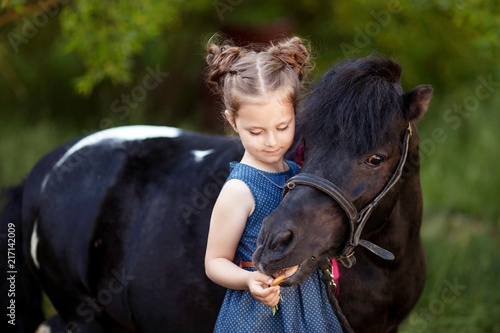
{"left": 332, "top": 259, "right": 340, "bottom": 297}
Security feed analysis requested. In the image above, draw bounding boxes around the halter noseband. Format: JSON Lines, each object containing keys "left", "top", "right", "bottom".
{"left": 283, "top": 123, "right": 413, "bottom": 268}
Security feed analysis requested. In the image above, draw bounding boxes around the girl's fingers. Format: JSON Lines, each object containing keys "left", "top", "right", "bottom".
{"left": 252, "top": 271, "right": 273, "bottom": 285}
{"left": 253, "top": 286, "right": 280, "bottom": 306}
{"left": 252, "top": 285, "right": 278, "bottom": 297}
{"left": 248, "top": 271, "right": 282, "bottom": 306}
{"left": 259, "top": 291, "right": 280, "bottom": 307}
{"left": 269, "top": 295, "right": 280, "bottom": 307}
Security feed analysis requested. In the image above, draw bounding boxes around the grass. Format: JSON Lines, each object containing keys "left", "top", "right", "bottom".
{"left": 0, "top": 117, "right": 80, "bottom": 189}
{"left": 418, "top": 88, "right": 500, "bottom": 221}
{"left": 400, "top": 211, "right": 500, "bottom": 332}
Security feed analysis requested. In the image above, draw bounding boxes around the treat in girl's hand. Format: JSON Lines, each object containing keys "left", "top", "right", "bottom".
{"left": 270, "top": 274, "right": 285, "bottom": 287}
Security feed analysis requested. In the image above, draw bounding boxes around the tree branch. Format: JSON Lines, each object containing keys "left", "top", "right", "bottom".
{"left": 0, "top": 0, "right": 62, "bottom": 28}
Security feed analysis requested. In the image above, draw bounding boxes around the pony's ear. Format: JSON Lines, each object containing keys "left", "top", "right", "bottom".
{"left": 402, "top": 85, "right": 433, "bottom": 122}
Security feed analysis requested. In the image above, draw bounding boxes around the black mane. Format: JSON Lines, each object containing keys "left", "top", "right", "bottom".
{"left": 299, "top": 55, "right": 404, "bottom": 155}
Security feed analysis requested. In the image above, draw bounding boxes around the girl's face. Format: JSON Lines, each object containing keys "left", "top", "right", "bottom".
{"left": 226, "top": 98, "right": 295, "bottom": 171}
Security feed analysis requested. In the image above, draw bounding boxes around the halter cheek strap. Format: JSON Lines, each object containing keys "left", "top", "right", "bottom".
{"left": 283, "top": 123, "right": 413, "bottom": 268}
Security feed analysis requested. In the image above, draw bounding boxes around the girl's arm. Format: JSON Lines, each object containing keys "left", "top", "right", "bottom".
{"left": 205, "top": 179, "right": 280, "bottom": 306}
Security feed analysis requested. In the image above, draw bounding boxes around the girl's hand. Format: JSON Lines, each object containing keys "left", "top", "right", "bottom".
{"left": 247, "top": 271, "right": 280, "bottom": 307}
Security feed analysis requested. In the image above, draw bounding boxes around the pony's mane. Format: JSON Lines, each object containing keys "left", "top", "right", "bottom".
{"left": 299, "top": 55, "right": 404, "bottom": 155}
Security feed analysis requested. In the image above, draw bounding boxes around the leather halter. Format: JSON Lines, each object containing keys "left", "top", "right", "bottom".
{"left": 283, "top": 123, "right": 413, "bottom": 268}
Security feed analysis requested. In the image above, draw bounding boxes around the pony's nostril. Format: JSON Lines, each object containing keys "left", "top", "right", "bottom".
{"left": 271, "top": 230, "right": 293, "bottom": 251}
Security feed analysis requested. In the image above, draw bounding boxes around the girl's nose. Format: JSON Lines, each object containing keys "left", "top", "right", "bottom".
{"left": 265, "top": 132, "right": 277, "bottom": 147}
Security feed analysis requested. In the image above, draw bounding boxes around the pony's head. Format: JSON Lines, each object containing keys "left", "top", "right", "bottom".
{"left": 253, "top": 55, "right": 432, "bottom": 285}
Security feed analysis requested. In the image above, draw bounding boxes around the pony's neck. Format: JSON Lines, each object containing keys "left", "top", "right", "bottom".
{"left": 367, "top": 172, "right": 423, "bottom": 262}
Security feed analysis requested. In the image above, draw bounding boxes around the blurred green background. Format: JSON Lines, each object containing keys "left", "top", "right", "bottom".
{"left": 1, "top": 0, "right": 499, "bottom": 331}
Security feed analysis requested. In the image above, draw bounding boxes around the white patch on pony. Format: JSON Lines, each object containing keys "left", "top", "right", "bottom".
{"left": 40, "top": 126, "right": 182, "bottom": 192}
{"left": 191, "top": 149, "right": 215, "bottom": 162}
{"left": 35, "top": 323, "right": 51, "bottom": 333}
{"left": 30, "top": 220, "right": 40, "bottom": 270}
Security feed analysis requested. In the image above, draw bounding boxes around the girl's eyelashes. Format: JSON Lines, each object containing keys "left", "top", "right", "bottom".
{"left": 248, "top": 126, "right": 288, "bottom": 135}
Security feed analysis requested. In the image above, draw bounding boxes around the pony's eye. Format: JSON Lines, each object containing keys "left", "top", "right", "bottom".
{"left": 366, "top": 155, "right": 385, "bottom": 166}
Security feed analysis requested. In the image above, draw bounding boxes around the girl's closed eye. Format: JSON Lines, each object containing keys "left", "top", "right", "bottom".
{"left": 249, "top": 130, "right": 262, "bottom": 136}
{"left": 278, "top": 125, "right": 289, "bottom": 132}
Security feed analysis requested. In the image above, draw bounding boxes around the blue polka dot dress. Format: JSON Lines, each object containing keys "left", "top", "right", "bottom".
{"left": 214, "top": 161, "right": 343, "bottom": 333}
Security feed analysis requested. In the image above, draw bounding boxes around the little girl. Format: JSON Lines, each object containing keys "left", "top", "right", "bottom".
{"left": 204, "top": 36, "right": 342, "bottom": 332}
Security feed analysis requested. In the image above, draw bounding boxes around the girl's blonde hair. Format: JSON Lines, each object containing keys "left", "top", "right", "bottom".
{"left": 205, "top": 36, "right": 311, "bottom": 120}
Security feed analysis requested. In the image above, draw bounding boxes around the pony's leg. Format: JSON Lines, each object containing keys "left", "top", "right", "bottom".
{"left": 37, "top": 293, "right": 125, "bottom": 333}
{"left": 36, "top": 315, "right": 66, "bottom": 333}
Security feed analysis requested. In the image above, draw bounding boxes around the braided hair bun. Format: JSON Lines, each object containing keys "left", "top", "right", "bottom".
{"left": 266, "top": 36, "right": 311, "bottom": 81}
{"left": 206, "top": 40, "right": 245, "bottom": 92}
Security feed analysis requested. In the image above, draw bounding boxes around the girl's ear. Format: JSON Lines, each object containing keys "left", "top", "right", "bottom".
{"left": 225, "top": 110, "right": 238, "bottom": 132}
